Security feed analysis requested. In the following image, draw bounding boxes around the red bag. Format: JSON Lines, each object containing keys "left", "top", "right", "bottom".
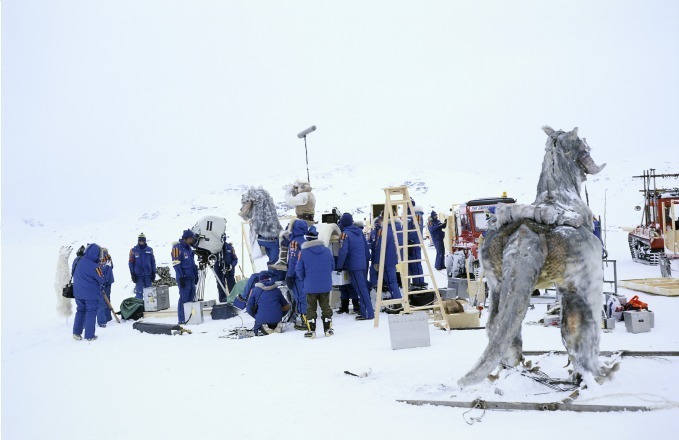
{"left": 624, "top": 295, "right": 648, "bottom": 311}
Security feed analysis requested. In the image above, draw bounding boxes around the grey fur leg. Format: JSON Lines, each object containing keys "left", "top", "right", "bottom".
{"left": 458, "top": 225, "right": 545, "bottom": 387}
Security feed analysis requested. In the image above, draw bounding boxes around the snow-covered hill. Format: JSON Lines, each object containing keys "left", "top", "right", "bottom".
{"left": 2, "top": 162, "right": 678, "bottom": 439}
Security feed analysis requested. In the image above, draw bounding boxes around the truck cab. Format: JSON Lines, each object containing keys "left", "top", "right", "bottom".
{"left": 451, "top": 196, "right": 516, "bottom": 259}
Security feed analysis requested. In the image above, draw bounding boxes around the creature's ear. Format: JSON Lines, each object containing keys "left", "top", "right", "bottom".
{"left": 567, "top": 127, "right": 579, "bottom": 140}
{"left": 542, "top": 126, "right": 555, "bottom": 136}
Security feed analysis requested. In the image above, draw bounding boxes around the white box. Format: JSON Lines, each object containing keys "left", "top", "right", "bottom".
{"left": 331, "top": 271, "right": 350, "bottom": 286}
{"left": 143, "top": 286, "right": 170, "bottom": 312}
{"left": 623, "top": 311, "right": 651, "bottom": 333}
{"left": 388, "top": 312, "right": 431, "bottom": 350}
{"left": 201, "top": 299, "right": 216, "bottom": 308}
{"left": 183, "top": 301, "right": 204, "bottom": 325}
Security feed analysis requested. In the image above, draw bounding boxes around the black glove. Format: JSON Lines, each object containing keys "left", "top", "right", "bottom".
{"left": 179, "top": 277, "right": 186, "bottom": 288}
{"left": 285, "top": 276, "right": 295, "bottom": 290}
{"left": 131, "top": 274, "right": 138, "bottom": 283}
{"left": 442, "top": 221, "right": 447, "bottom": 228}
{"left": 150, "top": 272, "right": 156, "bottom": 281}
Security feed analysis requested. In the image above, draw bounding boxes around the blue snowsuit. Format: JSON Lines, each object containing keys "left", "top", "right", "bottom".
{"left": 246, "top": 279, "right": 289, "bottom": 335}
{"left": 215, "top": 242, "right": 238, "bottom": 302}
{"left": 367, "top": 224, "right": 380, "bottom": 289}
{"left": 129, "top": 244, "right": 156, "bottom": 299}
{"left": 337, "top": 225, "right": 374, "bottom": 319}
{"left": 428, "top": 214, "right": 446, "bottom": 270}
{"left": 373, "top": 221, "right": 403, "bottom": 300}
{"left": 257, "top": 236, "right": 279, "bottom": 266}
{"left": 97, "top": 261, "right": 114, "bottom": 325}
{"left": 286, "top": 220, "right": 308, "bottom": 315}
{"left": 73, "top": 244, "right": 105, "bottom": 340}
{"left": 172, "top": 240, "right": 198, "bottom": 323}
{"left": 296, "top": 240, "right": 335, "bottom": 320}
{"left": 407, "top": 216, "right": 425, "bottom": 286}
{"left": 71, "top": 255, "right": 83, "bottom": 276}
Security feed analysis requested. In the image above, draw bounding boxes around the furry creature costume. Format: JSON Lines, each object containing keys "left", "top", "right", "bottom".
{"left": 55, "top": 246, "right": 73, "bottom": 317}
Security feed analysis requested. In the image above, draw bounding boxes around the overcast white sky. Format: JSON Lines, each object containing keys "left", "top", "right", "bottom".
{"left": 2, "top": 0, "right": 678, "bottom": 227}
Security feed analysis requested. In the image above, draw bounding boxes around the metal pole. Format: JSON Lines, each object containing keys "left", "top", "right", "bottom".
{"left": 304, "top": 136, "right": 310, "bottom": 184}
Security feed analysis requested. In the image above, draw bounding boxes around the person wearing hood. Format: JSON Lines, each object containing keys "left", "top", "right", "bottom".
{"left": 285, "top": 219, "right": 309, "bottom": 329}
{"left": 337, "top": 213, "right": 374, "bottom": 320}
{"left": 427, "top": 211, "right": 447, "bottom": 270}
{"left": 246, "top": 274, "right": 291, "bottom": 335}
{"left": 97, "top": 248, "right": 115, "bottom": 327}
{"left": 72, "top": 243, "right": 106, "bottom": 341}
{"left": 71, "top": 245, "right": 86, "bottom": 276}
{"left": 373, "top": 217, "right": 403, "bottom": 302}
{"left": 129, "top": 233, "right": 157, "bottom": 299}
{"left": 296, "top": 225, "right": 335, "bottom": 338}
{"left": 171, "top": 229, "right": 199, "bottom": 324}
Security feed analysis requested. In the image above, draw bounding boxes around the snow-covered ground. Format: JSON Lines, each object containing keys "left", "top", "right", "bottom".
{"left": 2, "top": 164, "right": 678, "bottom": 439}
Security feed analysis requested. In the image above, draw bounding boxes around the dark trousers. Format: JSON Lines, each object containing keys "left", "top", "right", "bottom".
{"left": 383, "top": 265, "right": 402, "bottom": 299}
{"left": 73, "top": 298, "right": 98, "bottom": 339}
{"left": 339, "top": 283, "right": 359, "bottom": 301}
{"left": 408, "top": 247, "right": 425, "bottom": 285}
{"left": 291, "top": 279, "right": 307, "bottom": 315}
{"left": 349, "top": 269, "right": 374, "bottom": 319}
{"left": 433, "top": 239, "right": 445, "bottom": 270}
{"left": 216, "top": 269, "right": 236, "bottom": 302}
{"left": 134, "top": 275, "right": 152, "bottom": 299}
{"left": 306, "top": 293, "right": 332, "bottom": 320}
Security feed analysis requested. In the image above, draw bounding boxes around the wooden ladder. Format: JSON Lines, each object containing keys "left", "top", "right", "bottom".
{"left": 373, "top": 186, "right": 449, "bottom": 330}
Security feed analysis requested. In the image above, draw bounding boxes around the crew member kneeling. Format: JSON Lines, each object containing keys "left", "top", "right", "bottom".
{"left": 246, "top": 274, "right": 291, "bottom": 335}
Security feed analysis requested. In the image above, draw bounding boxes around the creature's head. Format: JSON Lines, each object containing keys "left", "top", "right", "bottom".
{"left": 293, "top": 180, "right": 312, "bottom": 195}
{"left": 239, "top": 187, "right": 267, "bottom": 220}
{"left": 542, "top": 126, "right": 606, "bottom": 182}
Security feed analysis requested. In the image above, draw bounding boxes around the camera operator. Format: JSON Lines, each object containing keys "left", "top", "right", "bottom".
{"left": 171, "top": 229, "right": 198, "bottom": 324}
{"left": 215, "top": 234, "right": 238, "bottom": 303}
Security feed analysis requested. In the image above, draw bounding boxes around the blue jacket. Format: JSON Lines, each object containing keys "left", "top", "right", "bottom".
{"left": 337, "top": 225, "right": 370, "bottom": 271}
{"left": 171, "top": 240, "right": 197, "bottom": 279}
{"left": 129, "top": 244, "right": 156, "bottom": 276}
{"left": 216, "top": 242, "right": 238, "bottom": 271}
{"left": 246, "top": 279, "right": 289, "bottom": 325}
{"left": 407, "top": 216, "right": 420, "bottom": 245}
{"left": 296, "top": 240, "right": 335, "bottom": 294}
{"left": 71, "top": 255, "right": 83, "bottom": 276}
{"left": 73, "top": 244, "right": 105, "bottom": 301}
{"left": 373, "top": 221, "right": 403, "bottom": 267}
{"left": 286, "top": 220, "right": 308, "bottom": 278}
{"left": 428, "top": 217, "right": 445, "bottom": 242}
{"left": 101, "top": 263, "right": 114, "bottom": 285}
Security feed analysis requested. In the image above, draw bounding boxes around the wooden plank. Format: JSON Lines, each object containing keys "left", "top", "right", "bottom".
{"left": 619, "top": 278, "right": 679, "bottom": 296}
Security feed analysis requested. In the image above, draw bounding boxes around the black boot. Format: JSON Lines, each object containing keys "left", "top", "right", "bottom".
{"left": 304, "top": 318, "right": 316, "bottom": 339}
{"left": 323, "top": 317, "right": 334, "bottom": 337}
{"left": 351, "top": 299, "right": 360, "bottom": 314}
{"left": 337, "top": 299, "right": 350, "bottom": 314}
{"left": 294, "top": 314, "right": 308, "bottom": 331}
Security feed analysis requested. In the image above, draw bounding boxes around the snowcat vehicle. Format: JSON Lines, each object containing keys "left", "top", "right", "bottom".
{"left": 450, "top": 194, "right": 517, "bottom": 259}
{"left": 628, "top": 169, "right": 679, "bottom": 266}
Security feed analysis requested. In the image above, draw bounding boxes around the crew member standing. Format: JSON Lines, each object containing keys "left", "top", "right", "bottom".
{"left": 129, "top": 233, "right": 156, "bottom": 299}
{"left": 72, "top": 243, "right": 106, "bottom": 341}
{"left": 172, "top": 230, "right": 198, "bottom": 324}
{"left": 427, "top": 211, "right": 447, "bottom": 270}
{"left": 215, "top": 235, "right": 238, "bottom": 303}
{"left": 337, "top": 213, "right": 373, "bottom": 320}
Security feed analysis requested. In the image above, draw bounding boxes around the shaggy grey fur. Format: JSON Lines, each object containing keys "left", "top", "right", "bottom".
{"left": 55, "top": 246, "right": 73, "bottom": 317}
{"left": 239, "top": 187, "right": 283, "bottom": 243}
{"left": 458, "top": 126, "right": 606, "bottom": 387}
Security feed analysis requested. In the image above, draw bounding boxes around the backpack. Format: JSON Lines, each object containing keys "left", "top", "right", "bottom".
{"left": 623, "top": 295, "right": 649, "bottom": 312}
{"left": 119, "top": 298, "right": 145, "bottom": 320}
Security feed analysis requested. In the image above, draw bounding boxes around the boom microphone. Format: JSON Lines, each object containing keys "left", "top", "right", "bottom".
{"left": 297, "top": 125, "right": 317, "bottom": 138}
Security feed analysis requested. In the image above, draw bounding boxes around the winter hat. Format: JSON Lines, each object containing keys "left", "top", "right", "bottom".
{"left": 138, "top": 233, "right": 146, "bottom": 241}
{"left": 305, "top": 225, "right": 319, "bottom": 240}
{"left": 430, "top": 210, "right": 438, "bottom": 218}
{"left": 339, "top": 213, "right": 354, "bottom": 228}
{"left": 182, "top": 229, "right": 195, "bottom": 240}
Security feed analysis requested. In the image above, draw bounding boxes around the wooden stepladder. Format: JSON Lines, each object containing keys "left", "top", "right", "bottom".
{"left": 374, "top": 186, "right": 449, "bottom": 330}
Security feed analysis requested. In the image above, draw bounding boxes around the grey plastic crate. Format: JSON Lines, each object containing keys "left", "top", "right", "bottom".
{"left": 143, "top": 286, "right": 170, "bottom": 312}
{"left": 623, "top": 311, "right": 651, "bottom": 334}
{"left": 447, "top": 278, "right": 469, "bottom": 299}
{"left": 388, "top": 312, "right": 430, "bottom": 350}
{"left": 183, "top": 301, "right": 204, "bottom": 325}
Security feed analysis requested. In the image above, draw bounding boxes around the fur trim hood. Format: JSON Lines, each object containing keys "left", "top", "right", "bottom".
{"left": 301, "top": 240, "right": 325, "bottom": 250}
{"left": 255, "top": 280, "right": 278, "bottom": 290}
